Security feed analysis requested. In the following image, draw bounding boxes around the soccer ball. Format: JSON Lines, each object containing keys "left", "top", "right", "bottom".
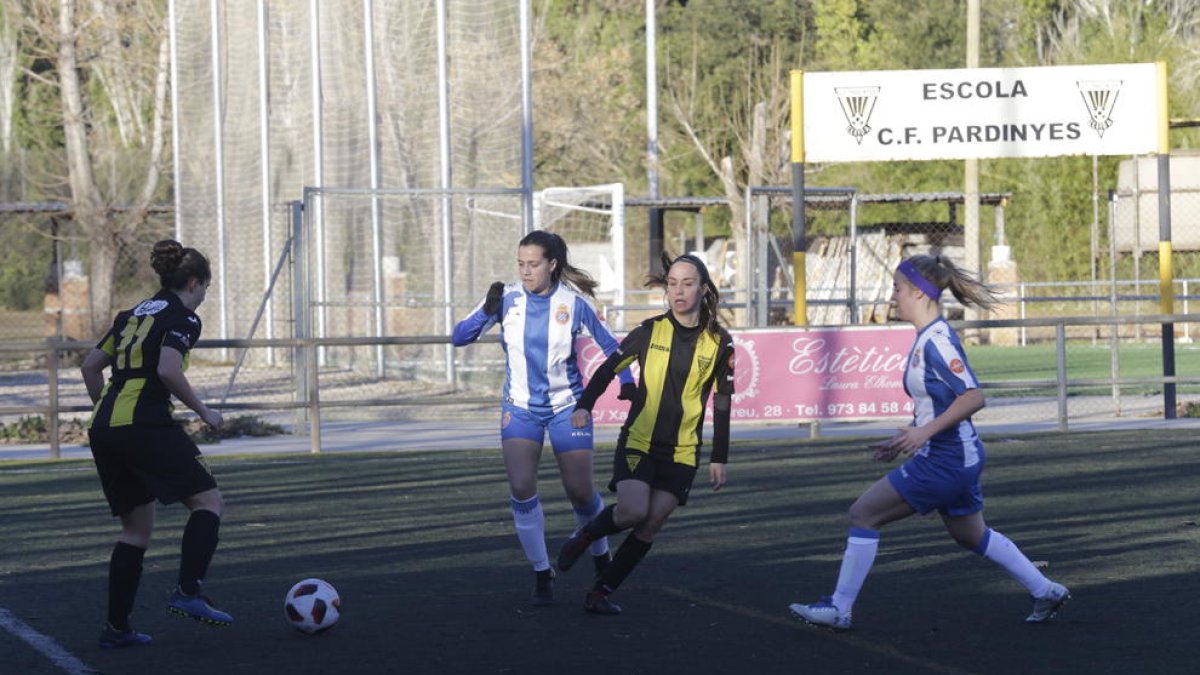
{"left": 284, "top": 578, "right": 341, "bottom": 634}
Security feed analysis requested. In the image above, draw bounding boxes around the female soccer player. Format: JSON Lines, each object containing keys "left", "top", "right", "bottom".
{"left": 556, "top": 253, "right": 735, "bottom": 615}
{"left": 452, "top": 230, "right": 633, "bottom": 605}
{"left": 81, "top": 240, "right": 232, "bottom": 648}
{"left": 788, "top": 254, "right": 1069, "bottom": 630}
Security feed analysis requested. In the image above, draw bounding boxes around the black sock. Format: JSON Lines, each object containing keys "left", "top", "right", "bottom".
{"left": 583, "top": 505, "right": 622, "bottom": 540}
{"left": 593, "top": 533, "right": 652, "bottom": 593}
{"left": 179, "top": 510, "right": 221, "bottom": 595}
{"left": 107, "top": 542, "right": 146, "bottom": 631}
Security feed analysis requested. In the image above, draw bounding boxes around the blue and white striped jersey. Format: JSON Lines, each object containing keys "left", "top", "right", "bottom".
{"left": 903, "top": 317, "right": 984, "bottom": 468}
{"left": 452, "top": 282, "right": 629, "bottom": 414}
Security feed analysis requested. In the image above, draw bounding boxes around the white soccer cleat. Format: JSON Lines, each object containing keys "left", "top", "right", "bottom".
{"left": 1025, "top": 581, "right": 1070, "bottom": 623}
{"left": 789, "top": 596, "right": 852, "bottom": 630}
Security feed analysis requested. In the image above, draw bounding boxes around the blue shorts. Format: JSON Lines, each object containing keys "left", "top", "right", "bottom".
{"left": 887, "top": 455, "right": 984, "bottom": 517}
{"left": 500, "top": 402, "right": 593, "bottom": 454}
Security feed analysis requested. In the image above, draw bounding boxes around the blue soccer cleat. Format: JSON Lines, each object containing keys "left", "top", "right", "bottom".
{"left": 98, "top": 623, "right": 152, "bottom": 648}
{"left": 167, "top": 586, "right": 233, "bottom": 626}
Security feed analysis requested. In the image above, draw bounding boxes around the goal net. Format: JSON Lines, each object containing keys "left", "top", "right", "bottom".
{"left": 533, "top": 184, "right": 626, "bottom": 329}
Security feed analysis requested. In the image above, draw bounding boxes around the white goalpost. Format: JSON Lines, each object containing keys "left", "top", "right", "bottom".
{"left": 533, "top": 183, "right": 626, "bottom": 330}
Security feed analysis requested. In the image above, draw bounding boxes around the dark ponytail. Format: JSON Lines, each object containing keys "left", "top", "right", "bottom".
{"left": 518, "top": 230, "right": 599, "bottom": 299}
{"left": 151, "top": 239, "right": 211, "bottom": 291}
{"left": 907, "top": 254, "right": 1000, "bottom": 311}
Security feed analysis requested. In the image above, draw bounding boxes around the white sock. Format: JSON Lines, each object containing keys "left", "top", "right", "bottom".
{"left": 574, "top": 493, "right": 609, "bottom": 556}
{"left": 978, "top": 529, "right": 1052, "bottom": 598}
{"left": 510, "top": 494, "right": 550, "bottom": 571}
{"left": 830, "top": 528, "right": 880, "bottom": 613}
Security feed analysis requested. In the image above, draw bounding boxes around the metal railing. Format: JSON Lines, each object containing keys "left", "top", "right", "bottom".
{"left": 3, "top": 313, "right": 1198, "bottom": 458}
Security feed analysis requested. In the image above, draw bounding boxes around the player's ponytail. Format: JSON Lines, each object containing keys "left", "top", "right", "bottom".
{"left": 151, "top": 239, "right": 211, "bottom": 290}
{"left": 519, "top": 230, "right": 599, "bottom": 299}
{"left": 907, "top": 254, "right": 1000, "bottom": 311}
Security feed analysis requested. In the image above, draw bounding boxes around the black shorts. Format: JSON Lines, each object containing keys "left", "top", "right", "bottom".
{"left": 608, "top": 444, "right": 698, "bottom": 506}
{"left": 88, "top": 425, "right": 218, "bottom": 516}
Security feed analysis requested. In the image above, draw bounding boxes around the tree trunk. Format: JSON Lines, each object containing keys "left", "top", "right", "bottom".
{"left": 56, "top": 0, "right": 110, "bottom": 335}
{"left": 87, "top": 227, "right": 119, "bottom": 337}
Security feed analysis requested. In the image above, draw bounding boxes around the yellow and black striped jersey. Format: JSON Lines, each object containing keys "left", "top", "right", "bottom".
{"left": 580, "top": 312, "right": 734, "bottom": 467}
{"left": 88, "top": 290, "right": 202, "bottom": 429}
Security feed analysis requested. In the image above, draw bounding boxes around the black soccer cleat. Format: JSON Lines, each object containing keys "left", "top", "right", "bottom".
{"left": 530, "top": 568, "right": 555, "bottom": 606}
{"left": 557, "top": 530, "right": 593, "bottom": 572}
{"left": 584, "top": 590, "right": 622, "bottom": 615}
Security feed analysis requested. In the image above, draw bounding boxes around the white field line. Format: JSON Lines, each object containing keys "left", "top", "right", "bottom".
{"left": 0, "top": 608, "right": 99, "bottom": 675}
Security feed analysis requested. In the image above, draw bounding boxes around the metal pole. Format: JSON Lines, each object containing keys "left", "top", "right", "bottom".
{"left": 646, "top": 0, "right": 659, "bottom": 199}
{"left": 849, "top": 192, "right": 859, "bottom": 324}
{"left": 1091, "top": 154, "right": 1099, "bottom": 345}
{"left": 257, "top": 0, "right": 274, "bottom": 364}
{"left": 363, "top": 0, "right": 385, "bottom": 378}
{"left": 210, "top": 0, "right": 229, "bottom": 360}
{"left": 436, "top": 0, "right": 455, "bottom": 383}
{"left": 1132, "top": 156, "right": 1142, "bottom": 340}
{"left": 1056, "top": 323, "right": 1068, "bottom": 432}
{"left": 168, "top": 0, "right": 182, "bottom": 242}
{"left": 519, "top": 0, "right": 533, "bottom": 232}
{"left": 748, "top": 183, "right": 768, "bottom": 326}
{"left": 963, "top": 0, "right": 981, "bottom": 328}
{"left": 291, "top": 200, "right": 309, "bottom": 432}
{"left": 1108, "top": 189, "right": 1121, "bottom": 415}
{"left": 48, "top": 344, "right": 60, "bottom": 460}
{"left": 1158, "top": 151, "right": 1176, "bottom": 418}
{"left": 309, "top": 0, "right": 326, "bottom": 363}
{"left": 790, "top": 70, "right": 807, "bottom": 326}
{"left": 612, "top": 183, "right": 626, "bottom": 331}
{"left": 1157, "top": 62, "right": 1176, "bottom": 419}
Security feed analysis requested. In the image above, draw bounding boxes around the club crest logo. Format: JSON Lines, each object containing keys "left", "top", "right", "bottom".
{"left": 911, "top": 353, "right": 921, "bottom": 368}
{"left": 625, "top": 453, "right": 641, "bottom": 472}
{"left": 1077, "top": 80, "right": 1121, "bottom": 138}
{"left": 835, "top": 86, "right": 881, "bottom": 145}
{"left": 133, "top": 299, "right": 168, "bottom": 316}
{"left": 501, "top": 411, "right": 512, "bottom": 429}
{"left": 555, "top": 304, "right": 570, "bottom": 325}
{"left": 950, "top": 358, "right": 965, "bottom": 374}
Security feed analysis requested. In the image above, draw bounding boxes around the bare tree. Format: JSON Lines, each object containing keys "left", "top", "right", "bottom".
{"left": 665, "top": 43, "right": 791, "bottom": 320}
{"left": 9, "top": 0, "right": 171, "bottom": 336}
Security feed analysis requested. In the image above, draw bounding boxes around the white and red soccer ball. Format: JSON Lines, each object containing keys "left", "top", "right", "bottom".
{"left": 284, "top": 578, "right": 341, "bottom": 634}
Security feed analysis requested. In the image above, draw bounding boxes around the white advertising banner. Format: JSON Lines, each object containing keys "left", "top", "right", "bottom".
{"left": 802, "top": 63, "right": 1160, "bottom": 162}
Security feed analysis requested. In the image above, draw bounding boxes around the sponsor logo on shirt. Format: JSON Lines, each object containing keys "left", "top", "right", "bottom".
{"left": 133, "top": 299, "right": 168, "bottom": 316}
{"left": 555, "top": 304, "right": 570, "bottom": 324}
{"left": 950, "top": 358, "right": 965, "bottom": 374}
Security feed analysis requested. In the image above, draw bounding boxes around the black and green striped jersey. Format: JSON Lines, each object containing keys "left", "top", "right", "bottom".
{"left": 88, "top": 290, "right": 201, "bottom": 429}
{"left": 580, "top": 312, "right": 734, "bottom": 467}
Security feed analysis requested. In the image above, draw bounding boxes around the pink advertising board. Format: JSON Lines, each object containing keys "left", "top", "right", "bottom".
{"left": 577, "top": 325, "right": 917, "bottom": 425}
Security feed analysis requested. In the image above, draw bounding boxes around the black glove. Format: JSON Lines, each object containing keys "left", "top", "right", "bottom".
{"left": 617, "top": 382, "right": 638, "bottom": 402}
{"left": 483, "top": 281, "right": 505, "bottom": 318}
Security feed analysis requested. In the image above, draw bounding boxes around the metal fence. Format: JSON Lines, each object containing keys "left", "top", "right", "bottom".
{"left": 4, "top": 313, "right": 1199, "bottom": 459}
